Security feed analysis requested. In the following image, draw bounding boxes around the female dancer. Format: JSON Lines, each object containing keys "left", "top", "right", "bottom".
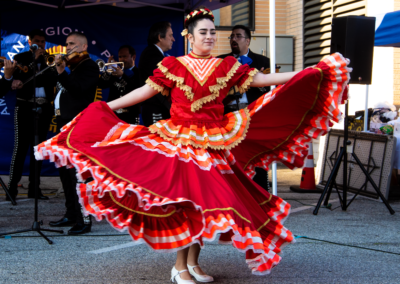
{"left": 35, "top": 7, "right": 350, "bottom": 284}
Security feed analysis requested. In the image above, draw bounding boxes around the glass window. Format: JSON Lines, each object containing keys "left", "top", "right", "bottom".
{"left": 212, "top": 0, "right": 255, "bottom": 30}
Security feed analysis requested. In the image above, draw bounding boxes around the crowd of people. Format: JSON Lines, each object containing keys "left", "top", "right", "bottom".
{"left": 1, "top": 7, "right": 350, "bottom": 283}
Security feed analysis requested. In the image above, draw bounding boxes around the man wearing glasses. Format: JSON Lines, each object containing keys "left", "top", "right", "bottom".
{"left": 218, "top": 25, "right": 271, "bottom": 192}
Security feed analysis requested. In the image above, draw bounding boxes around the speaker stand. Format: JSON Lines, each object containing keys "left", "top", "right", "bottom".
{"left": 313, "top": 99, "right": 395, "bottom": 215}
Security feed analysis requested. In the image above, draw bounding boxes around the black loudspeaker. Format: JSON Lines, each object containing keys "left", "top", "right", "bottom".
{"left": 330, "top": 16, "right": 376, "bottom": 85}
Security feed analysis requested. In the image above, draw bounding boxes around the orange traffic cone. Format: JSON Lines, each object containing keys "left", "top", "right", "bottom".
{"left": 290, "top": 142, "right": 323, "bottom": 193}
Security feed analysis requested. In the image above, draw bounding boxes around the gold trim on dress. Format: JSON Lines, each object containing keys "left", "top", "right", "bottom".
{"left": 257, "top": 219, "right": 271, "bottom": 231}
{"left": 238, "top": 68, "right": 259, "bottom": 94}
{"left": 203, "top": 207, "right": 251, "bottom": 223}
{"left": 244, "top": 67, "right": 324, "bottom": 170}
{"left": 109, "top": 192, "right": 176, "bottom": 217}
{"left": 190, "top": 52, "right": 212, "bottom": 59}
{"left": 158, "top": 61, "right": 194, "bottom": 101}
{"left": 259, "top": 194, "right": 273, "bottom": 206}
{"left": 189, "top": 61, "right": 242, "bottom": 112}
{"left": 146, "top": 78, "right": 170, "bottom": 96}
{"left": 176, "top": 57, "right": 223, "bottom": 87}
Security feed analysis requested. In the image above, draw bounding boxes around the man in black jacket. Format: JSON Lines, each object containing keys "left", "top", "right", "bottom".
{"left": 48, "top": 32, "right": 98, "bottom": 235}
{"left": 6, "top": 29, "right": 57, "bottom": 201}
{"left": 139, "top": 21, "right": 175, "bottom": 126}
{"left": 218, "top": 25, "right": 271, "bottom": 191}
{"left": 98, "top": 45, "right": 141, "bottom": 124}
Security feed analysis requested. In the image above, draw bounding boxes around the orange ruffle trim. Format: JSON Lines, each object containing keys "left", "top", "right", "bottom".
{"left": 148, "top": 108, "right": 251, "bottom": 150}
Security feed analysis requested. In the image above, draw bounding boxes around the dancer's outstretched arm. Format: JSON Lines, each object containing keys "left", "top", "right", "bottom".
{"left": 250, "top": 71, "right": 300, "bottom": 88}
{"left": 108, "top": 84, "right": 158, "bottom": 111}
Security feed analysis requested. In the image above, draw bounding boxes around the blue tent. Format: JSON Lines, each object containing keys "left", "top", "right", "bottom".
{"left": 374, "top": 10, "right": 400, "bottom": 47}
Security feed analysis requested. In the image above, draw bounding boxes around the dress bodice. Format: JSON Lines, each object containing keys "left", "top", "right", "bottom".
{"left": 146, "top": 53, "right": 258, "bottom": 150}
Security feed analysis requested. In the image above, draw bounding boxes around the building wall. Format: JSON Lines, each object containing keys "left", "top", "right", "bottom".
{"left": 286, "top": 0, "right": 303, "bottom": 71}
{"left": 212, "top": 0, "right": 291, "bottom": 59}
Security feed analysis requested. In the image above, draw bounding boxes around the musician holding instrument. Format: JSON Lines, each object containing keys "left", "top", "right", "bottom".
{"left": 5, "top": 29, "right": 57, "bottom": 202}
{"left": 97, "top": 45, "right": 141, "bottom": 124}
{"left": 217, "top": 25, "right": 271, "bottom": 192}
{"left": 48, "top": 31, "right": 98, "bottom": 235}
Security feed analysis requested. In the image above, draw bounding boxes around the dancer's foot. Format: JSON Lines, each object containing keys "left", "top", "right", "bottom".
{"left": 171, "top": 266, "right": 195, "bottom": 283}
{"left": 187, "top": 264, "right": 214, "bottom": 282}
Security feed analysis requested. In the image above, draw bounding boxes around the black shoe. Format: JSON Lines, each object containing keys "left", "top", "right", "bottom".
{"left": 5, "top": 190, "right": 17, "bottom": 202}
{"left": 5, "top": 193, "right": 17, "bottom": 202}
{"left": 27, "top": 193, "right": 49, "bottom": 200}
{"left": 49, "top": 217, "right": 77, "bottom": 227}
{"left": 68, "top": 223, "right": 91, "bottom": 235}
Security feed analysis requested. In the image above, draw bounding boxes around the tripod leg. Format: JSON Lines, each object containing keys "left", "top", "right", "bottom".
{"left": 323, "top": 179, "right": 335, "bottom": 206}
{"left": 40, "top": 228, "right": 64, "bottom": 234}
{"left": 37, "top": 230, "right": 53, "bottom": 244}
{"left": 0, "top": 229, "right": 32, "bottom": 237}
{"left": 351, "top": 153, "right": 395, "bottom": 215}
{"left": 313, "top": 147, "right": 345, "bottom": 215}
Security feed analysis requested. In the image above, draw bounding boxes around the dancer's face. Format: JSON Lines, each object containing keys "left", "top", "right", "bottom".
{"left": 188, "top": 19, "right": 216, "bottom": 55}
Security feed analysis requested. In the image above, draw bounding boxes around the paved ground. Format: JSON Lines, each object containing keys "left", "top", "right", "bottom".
{"left": 1, "top": 168, "right": 400, "bottom": 284}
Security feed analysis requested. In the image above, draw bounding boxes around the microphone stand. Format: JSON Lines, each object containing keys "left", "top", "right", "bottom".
{"left": 0, "top": 49, "right": 63, "bottom": 244}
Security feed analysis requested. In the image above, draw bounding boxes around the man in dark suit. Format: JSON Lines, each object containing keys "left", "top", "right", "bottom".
{"left": 218, "top": 25, "right": 271, "bottom": 191}
{"left": 98, "top": 45, "right": 141, "bottom": 124}
{"left": 0, "top": 59, "right": 16, "bottom": 98}
{"left": 6, "top": 29, "right": 57, "bottom": 201}
{"left": 139, "top": 21, "right": 175, "bottom": 126}
{"left": 48, "top": 32, "right": 98, "bottom": 235}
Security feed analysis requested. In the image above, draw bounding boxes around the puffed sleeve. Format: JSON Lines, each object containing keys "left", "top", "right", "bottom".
{"left": 145, "top": 56, "right": 176, "bottom": 96}
{"left": 220, "top": 56, "right": 259, "bottom": 95}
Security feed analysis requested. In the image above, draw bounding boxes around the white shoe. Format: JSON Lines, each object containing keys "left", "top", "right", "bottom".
{"left": 171, "top": 266, "right": 196, "bottom": 284}
{"left": 187, "top": 264, "right": 214, "bottom": 283}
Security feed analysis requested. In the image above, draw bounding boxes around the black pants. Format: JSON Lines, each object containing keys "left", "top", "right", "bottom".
{"left": 141, "top": 104, "right": 170, "bottom": 127}
{"left": 56, "top": 117, "right": 84, "bottom": 223}
{"left": 8, "top": 100, "right": 53, "bottom": 194}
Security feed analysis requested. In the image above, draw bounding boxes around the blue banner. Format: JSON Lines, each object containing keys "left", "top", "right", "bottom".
{"left": 0, "top": 1, "right": 184, "bottom": 176}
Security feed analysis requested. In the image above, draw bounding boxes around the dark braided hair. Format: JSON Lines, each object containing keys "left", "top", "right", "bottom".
{"left": 184, "top": 7, "right": 215, "bottom": 37}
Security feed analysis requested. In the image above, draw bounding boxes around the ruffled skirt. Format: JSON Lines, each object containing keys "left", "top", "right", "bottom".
{"left": 34, "top": 53, "right": 350, "bottom": 275}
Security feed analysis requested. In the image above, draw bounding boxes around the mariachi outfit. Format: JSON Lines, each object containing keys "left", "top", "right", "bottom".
{"left": 97, "top": 66, "right": 141, "bottom": 124}
{"left": 35, "top": 52, "right": 350, "bottom": 275}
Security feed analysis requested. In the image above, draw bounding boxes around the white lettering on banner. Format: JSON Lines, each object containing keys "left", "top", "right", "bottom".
{"left": 0, "top": 99, "right": 9, "bottom": 115}
{"left": 101, "top": 50, "right": 111, "bottom": 57}
{"left": 7, "top": 52, "right": 17, "bottom": 60}
{"left": 43, "top": 27, "right": 84, "bottom": 36}
{"left": 12, "top": 41, "right": 25, "bottom": 53}
{"left": 1, "top": 108, "right": 10, "bottom": 115}
{"left": 46, "top": 27, "right": 55, "bottom": 36}
{"left": 62, "top": 27, "right": 72, "bottom": 35}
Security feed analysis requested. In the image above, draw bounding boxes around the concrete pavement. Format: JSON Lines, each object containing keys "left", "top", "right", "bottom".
{"left": 1, "top": 168, "right": 399, "bottom": 284}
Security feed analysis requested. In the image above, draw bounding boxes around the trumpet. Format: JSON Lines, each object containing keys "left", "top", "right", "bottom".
{"left": 96, "top": 59, "right": 124, "bottom": 74}
{"left": 43, "top": 52, "right": 56, "bottom": 67}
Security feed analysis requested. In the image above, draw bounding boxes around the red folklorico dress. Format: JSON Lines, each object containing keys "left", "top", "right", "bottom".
{"left": 35, "top": 52, "right": 350, "bottom": 275}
